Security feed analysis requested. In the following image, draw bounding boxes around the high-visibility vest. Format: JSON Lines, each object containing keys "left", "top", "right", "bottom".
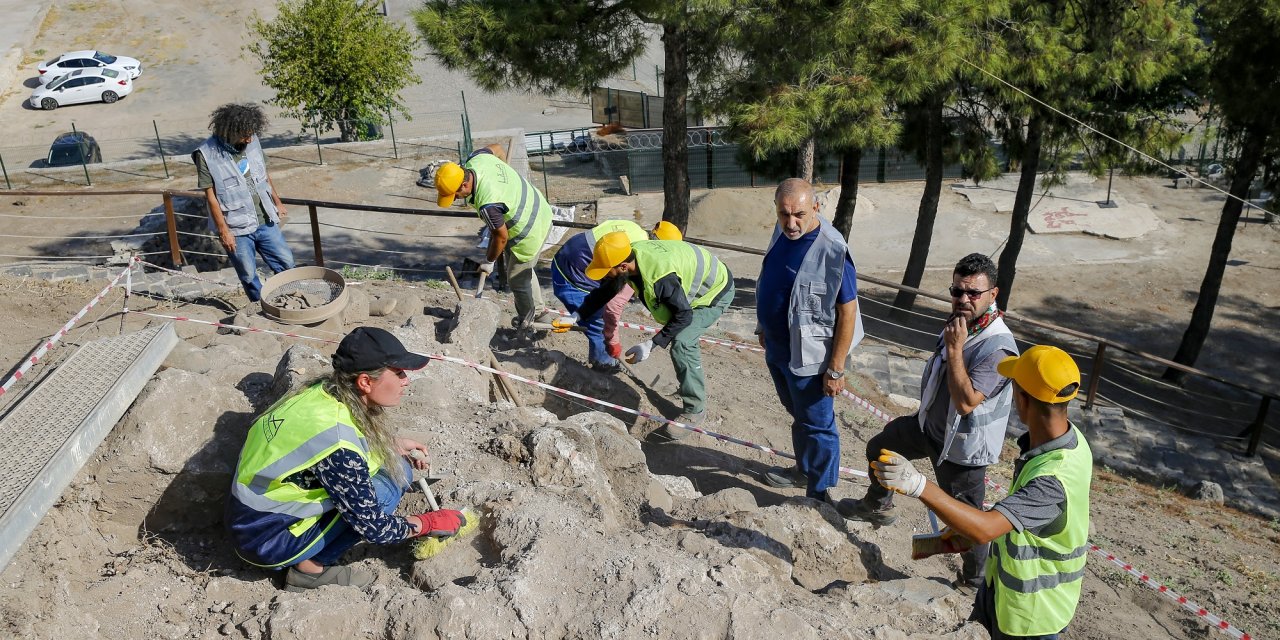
{"left": 466, "top": 153, "right": 553, "bottom": 263}
{"left": 227, "top": 384, "right": 383, "bottom": 567}
{"left": 989, "top": 424, "right": 1093, "bottom": 636}
{"left": 633, "top": 240, "right": 730, "bottom": 324}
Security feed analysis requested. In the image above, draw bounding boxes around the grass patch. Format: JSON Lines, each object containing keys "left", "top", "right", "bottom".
{"left": 421, "top": 279, "right": 450, "bottom": 290}
{"left": 339, "top": 265, "right": 400, "bottom": 282}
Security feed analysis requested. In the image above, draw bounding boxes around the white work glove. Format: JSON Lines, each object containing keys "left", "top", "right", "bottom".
{"left": 551, "top": 312, "right": 579, "bottom": 334}
{"left": 478, "top": 261, "right": 495, "bottom": 275}
{"left": 624, "top": 339, "right": 654, "bottom": 364}
{"left": 871, "top": 449, "right": 926, "bottom": 498}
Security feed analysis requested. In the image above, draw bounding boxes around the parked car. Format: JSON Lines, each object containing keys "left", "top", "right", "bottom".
{"left": 37, "top": 50, "right": 142, "bottom": 85}
{"left": 46, "top": 132, "right": 102, "bottom": 167}
{"left": 29, "top": 68, "right": 133, "bottom": 110}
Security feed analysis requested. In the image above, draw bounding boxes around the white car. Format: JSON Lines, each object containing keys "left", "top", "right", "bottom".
{"left": 37, "top": 50, "right": 142, "bottom": 85}
{"left": 29, "top": 68, "right": 133, "bottom": 110}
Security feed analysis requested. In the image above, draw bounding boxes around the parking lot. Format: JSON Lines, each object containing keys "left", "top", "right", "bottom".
{"left": 0, "top": 0, "right": 662, "bottom": 173}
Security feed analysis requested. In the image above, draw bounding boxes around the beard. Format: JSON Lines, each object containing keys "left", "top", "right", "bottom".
{"left": 233, "top": 142, "right": 249, "bottom": 152}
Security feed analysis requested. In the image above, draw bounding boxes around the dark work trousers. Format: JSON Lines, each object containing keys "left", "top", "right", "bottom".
{"left": 861, "top": 414, "right": 990, "bottom": 585}
{"left": 765, "top": 360, "right": 840, "bottom": 499}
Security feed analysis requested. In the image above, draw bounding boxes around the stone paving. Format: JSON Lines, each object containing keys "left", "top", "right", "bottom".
{"left": 4, "top": 262, "right": 1277, "bottom": 520}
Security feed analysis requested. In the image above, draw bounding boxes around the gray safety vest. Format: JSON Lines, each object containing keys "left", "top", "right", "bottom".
{"left": 195, "top": 135, "right": 279, "bottom": 236}
{"left": 917, "top": 317, "right": 1017, "bottom": 467}
{"left": 761, "top": 216, "right": 864, "bottom": 377}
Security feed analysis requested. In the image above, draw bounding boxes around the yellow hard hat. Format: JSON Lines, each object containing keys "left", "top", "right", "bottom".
{"left": 435, "top": 162, "right": 464, "bottom": 208}
{"left": 585, "top": 231, "right": 634, "bottom": 280}
{"left": 997, "top": 345, "right": 1081, "bottom": 404}
{"left": 652, "top": 220, "right": 683, "bottom": 241}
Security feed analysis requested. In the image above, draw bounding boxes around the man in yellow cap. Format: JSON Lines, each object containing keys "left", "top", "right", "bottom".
{"left": 572, "top": 231, "right": 734, "bottom": 438}
{"left": 868, "top": 345, "right": 1092, "bottom": 640}
{"left": 551, "top": 221, "right": 683, "bottom": 373}
{"left": 435, "top": 145, "right": 555, "bottom": 327}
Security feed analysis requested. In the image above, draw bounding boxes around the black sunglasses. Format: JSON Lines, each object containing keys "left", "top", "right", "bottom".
{"left": 949, "top": 285, "right": 994, "bottom": 299}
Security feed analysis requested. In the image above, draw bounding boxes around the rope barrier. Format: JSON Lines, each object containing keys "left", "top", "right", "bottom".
{"left": 1099, "top": 375, "right": 1250, "bottom": 422}
{"left": 0, "top": 251, "right": 168, "bottom": 260}
{"left": 1095, "top": 393, "right": 1249, "bottom": 441}
{"left": 0, "top": 231, "right": 167, "bottom": 240}
{"left": 0, "top": 212, "right": 166, "bottom": 220}
{"left": 1089, "top": 544, "right": 1252, "bottom": 640}
{"left": 127, "top": 310, "right": 342, "bottom": 343}
{"left": 0, "top": 258, "right": 138, "bottom": 398}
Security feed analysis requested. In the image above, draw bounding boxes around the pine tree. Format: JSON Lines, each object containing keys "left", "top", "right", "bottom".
{"left": 414, "top": 0, "right": 737, "bottom": 232}
{"left": 983, "top": 0, "right": 1201, "bottom": 312}
{"left": 247, "top": 0, "right": 420, "bottom": 142}
{"left": 1166, "top": 0, "right": 1280, "bottom": 380}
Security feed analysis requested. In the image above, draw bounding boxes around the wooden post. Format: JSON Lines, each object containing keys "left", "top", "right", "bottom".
{"left": 444, "top": 266, "right": 522, "bottom": 406}
{"left": 1245, "top": 396, "right": 1270, "bottom": 457}
{"left": 1084, "top": 342, "right": 1106, "bottom": 410}
{"left": 308, "top": 204, "right": 324, "bottom": 267}
{"left": 163, "top": 191, "right": 182, "bottom": 266}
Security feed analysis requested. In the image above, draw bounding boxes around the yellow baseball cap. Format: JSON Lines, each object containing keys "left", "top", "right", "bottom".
{"left": 435, "top": 162, "right": 464, "bottom": 208}
{"left": 652, "top": 220, "right": 683, "bottom": 241}
{"left": 585, "top": 231, "right": 634, "bottom": 280}
{"left": 997, "top": 345, "right": 1081, "bottom": 404}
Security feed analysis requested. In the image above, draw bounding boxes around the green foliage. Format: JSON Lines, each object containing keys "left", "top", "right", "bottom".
{"left": 247, "top": 0, "right": 421, "bottom": 142}
{"left": 338, "top": 265, "right": 400, "bottom": 282}
{"left": 413, "top": 1, "right": 651, "bottom": 94}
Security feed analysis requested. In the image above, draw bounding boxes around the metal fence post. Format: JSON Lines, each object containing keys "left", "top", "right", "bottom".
{"left": 71, "top": 122, "right": 92, "bottom": 186}
{"left": 0, "top": 151, "right": 10, "bottom": 190}
{"left": 153, "top": 120, "right": 171, "bottom": 179}
{"left": 163, "top": 191, "right": 182, "bottom": 266}
{"left": 387, "top": 108, "right": 398, "bottom": 159}
{"left": 1084, "top": 343, "right": 1107, "bottom": 410}
{"left": 541, "top": 154, "right": 550, "bottom": 201}
{"left": 313, "top": 124, "right": 324, "bottom": 165}
{"left": 308, "top": 204, "right": 324, "bottom": 267}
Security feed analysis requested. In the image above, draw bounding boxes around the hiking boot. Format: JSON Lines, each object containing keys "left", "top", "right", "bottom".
{"left": 284, "top": 565, "right": 374, "bottom": 592}
{"left": 836, "top": 497, "right": 899, "bottom": 526}
{"left": 761, "top": 465, "right": 807, "bottom": 489}
{"left": 590, "top": 359, "right": 622, "bottom": 374}
{"left": 656, "top": 410, "right": 705, "bottom": 442}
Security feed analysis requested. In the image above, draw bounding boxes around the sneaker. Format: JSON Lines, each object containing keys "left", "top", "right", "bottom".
{"left": 590, "top": 359, "right": 622, "bottom": 374}
{"left": 835, "top": 497, "right": 899, "bottom": 526}
{"left": 284, "top": 565, "right": 374, "bottom": 592}
{"left": 951, "top": 578, "right": 979, "bottom": 598}
{"left": 761, "top": 465, "right": 807, "bottom": 489}
{"left": 657, "top": 410, "right": 705, "bottom": 442}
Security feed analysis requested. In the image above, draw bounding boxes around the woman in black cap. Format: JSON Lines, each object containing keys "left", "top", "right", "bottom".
{"left": 226, "top": 326, "right": 467, "bottom": 591}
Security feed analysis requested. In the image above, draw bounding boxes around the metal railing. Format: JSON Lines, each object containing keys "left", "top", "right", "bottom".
{"left": 0, "top": 187, "right": 1274, "bottom": 456}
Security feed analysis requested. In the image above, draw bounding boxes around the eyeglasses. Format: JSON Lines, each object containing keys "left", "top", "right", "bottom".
{"left": 388, "top": 369, "right": 408, "bottom": 380}
{"left": 949, "top": 286, "right": 994, "bottom": 299}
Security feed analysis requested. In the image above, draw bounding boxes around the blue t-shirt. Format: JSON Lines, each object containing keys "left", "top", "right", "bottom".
{"left": 756, "top": 226, "right": 857, "bottom": 366}
{"left": 551, "top": 231, "right": 598, "bottom": 292}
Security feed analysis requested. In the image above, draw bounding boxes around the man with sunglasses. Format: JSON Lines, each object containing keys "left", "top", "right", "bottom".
{"left": 837, "top": 253, "right": 1018, "bottom": 594}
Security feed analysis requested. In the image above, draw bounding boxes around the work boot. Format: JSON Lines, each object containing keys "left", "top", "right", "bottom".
{"left": 656, "top": 410, "right": 704, "bottom": 442}
{"left": 836, "top": 497, "right": 899, "bottom": 526}
{"left": 761, "top": 465, "right": 806, "bottom": 489}
{"left": 283, "top": 565, "right": 374, "bottom": 592}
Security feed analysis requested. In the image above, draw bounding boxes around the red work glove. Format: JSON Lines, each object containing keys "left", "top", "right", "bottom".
{"left": 607, "top": 342, "right": 622, "bottom": 359}
{"left": 412, "top": 509, "right": 467, "bottom": 537}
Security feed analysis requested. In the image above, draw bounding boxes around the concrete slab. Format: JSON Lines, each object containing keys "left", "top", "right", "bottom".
{"left": 950, "top": 174, "right": 1161, "bottom": 239}
{"left": 0, "top": 323, "right": 177, "bottom": 573}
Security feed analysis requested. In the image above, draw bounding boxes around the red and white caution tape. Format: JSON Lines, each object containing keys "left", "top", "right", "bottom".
{"left": 126, "top": 310, "right": 340, "bottom": 344}
{"left": 1090, "top": 544, "right": 1251, "bottom": 639}
{"left": 0, "top": 258, "right": 139, "bottom": 398}
{"left": 840, "top": 388, "right": 894, "bottom": 423}
{"left": 427, "top": 352, "right": 869, "bottom": 480}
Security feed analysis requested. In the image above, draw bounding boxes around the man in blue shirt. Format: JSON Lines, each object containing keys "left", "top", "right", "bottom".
{"left": 754, "top": 179, "right": 861, "bottom": 502}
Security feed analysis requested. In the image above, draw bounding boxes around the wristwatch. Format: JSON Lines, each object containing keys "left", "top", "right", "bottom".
{"left": 826, "top": 368, "right": 845, "bottom": 380}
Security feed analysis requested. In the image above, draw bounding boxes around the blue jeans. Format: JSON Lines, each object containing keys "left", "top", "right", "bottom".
{"left": 551, "top": 267, "right": 615, "bottom": 366}
{"left": 229, "top": 222, "right": 294, "bottom": 301}
{"left": 765, "top": 359, "right": 840, "bottom": 499}
{"left": 294, "top": 460, "right": 409, "bottom": 567}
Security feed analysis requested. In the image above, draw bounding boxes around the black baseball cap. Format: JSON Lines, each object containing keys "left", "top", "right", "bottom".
{"left": 332, "top": 327, "right": 429, "bottom": 373}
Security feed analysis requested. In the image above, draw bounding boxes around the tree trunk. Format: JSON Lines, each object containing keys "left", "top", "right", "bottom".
{"left": 832, "top": 147, "right": 862, "bottom": 239}
{"left": 796, "top": 136, "right": 816, "bottom": 182}
{"left": 661, "top": 16, "right": 690, "bottom": 232}
{"left": 995, "top": 112, "right": 1044, "bottom": 312}
{"left": 893, "top": 92, "right": 945, "bottom": 314}
{"left": 1164, "top": 129, "right": 1266, "bottom": 382}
